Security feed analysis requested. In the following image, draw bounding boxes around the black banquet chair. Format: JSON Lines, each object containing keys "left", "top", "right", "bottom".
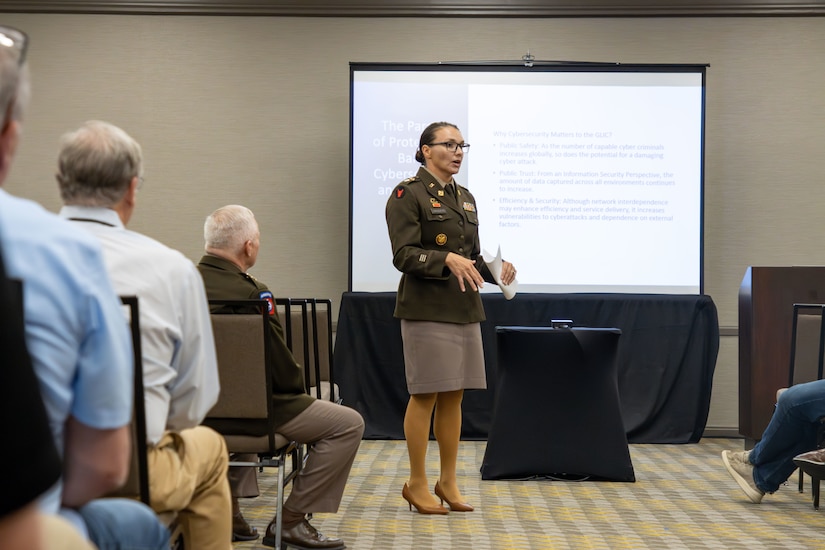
{"left": 205, "top": 299, "right": 302, "bottom": 549}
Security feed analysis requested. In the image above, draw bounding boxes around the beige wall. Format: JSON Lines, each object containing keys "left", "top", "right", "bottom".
{"left": 3, "top": 13, "right": 824, "bottom": 432}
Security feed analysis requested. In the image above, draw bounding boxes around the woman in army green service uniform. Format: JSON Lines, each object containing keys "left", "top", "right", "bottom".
{"left": 385, "top": 121, "right": 517, "bottom": 515}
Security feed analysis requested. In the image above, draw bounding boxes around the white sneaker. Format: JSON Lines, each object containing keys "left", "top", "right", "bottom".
{"left": 722, "top": 450, "right": 765, "bottom": 503}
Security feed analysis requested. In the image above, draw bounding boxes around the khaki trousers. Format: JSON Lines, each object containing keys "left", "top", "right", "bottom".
{"left": 230, "top": 400, "right": 364, "bottom": 514}
{"left": 148, "top": 426, "right": 231, "bottom": 550}
{"left": 42, "top": 513, "right": 97, "bottom": 550}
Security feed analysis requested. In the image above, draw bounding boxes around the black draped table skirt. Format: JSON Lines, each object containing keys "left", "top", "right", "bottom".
{"left": 480, "top": 326, "right": 635, "bottom": 481}
{"left": 334, "top": 292, "right": 719, "bottom": 444}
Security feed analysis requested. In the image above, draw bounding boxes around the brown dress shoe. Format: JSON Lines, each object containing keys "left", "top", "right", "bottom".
{"left": 232, "top": 511, "right": 259, "bottom": 542}
{"left": 262, "top": 518, "right": 345, "bottom": 549}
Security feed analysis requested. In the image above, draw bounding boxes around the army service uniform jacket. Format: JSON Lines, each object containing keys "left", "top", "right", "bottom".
{"left": 385, "top": 166, "right": 495, "bottom": 324}
{"left": 197, "top": 254, "right": 313, "bottom": 428}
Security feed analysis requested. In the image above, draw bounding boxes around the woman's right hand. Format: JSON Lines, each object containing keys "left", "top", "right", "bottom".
{"left": 445, "top": 252, "right": 485, "bottom": 292}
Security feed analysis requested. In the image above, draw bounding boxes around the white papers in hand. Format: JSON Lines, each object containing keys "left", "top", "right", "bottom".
{"left": 482, "top": 246, "right": 518, "bottom": 300}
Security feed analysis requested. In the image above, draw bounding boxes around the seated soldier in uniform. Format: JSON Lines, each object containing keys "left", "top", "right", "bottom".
{"left": 197, "top": 204, "right": 364, "bottom": 550}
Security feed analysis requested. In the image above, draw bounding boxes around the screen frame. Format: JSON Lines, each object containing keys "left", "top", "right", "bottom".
{"left": 349, "top": 61, "right": 708, "bottom": 295}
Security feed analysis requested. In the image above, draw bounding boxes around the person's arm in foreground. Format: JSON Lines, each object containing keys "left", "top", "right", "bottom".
{"left": 61, "top": 418, "right": 130, "bottom": 508}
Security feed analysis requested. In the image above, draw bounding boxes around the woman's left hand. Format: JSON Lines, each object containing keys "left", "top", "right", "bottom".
{"left": 501, "top": 261, "right": 517, "bottom": 286}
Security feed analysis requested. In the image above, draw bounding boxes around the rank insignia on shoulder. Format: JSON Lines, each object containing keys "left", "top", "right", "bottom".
{"left": 395, "top": 187, "right": 405, "bottom": 199}
{"left": 436, "top": 233, "right": 447, "bottom": 246}
{"left": 258, "top": 290, "right": 275, "bottom": 315}
{"left": 462, "top": 202, "right": 476, "bottom": 212}
{"left": 401, "top": 176, "right": 418, "bottom": 184}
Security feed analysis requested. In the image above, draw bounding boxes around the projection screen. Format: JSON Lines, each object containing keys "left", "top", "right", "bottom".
{"left": 350, "top": 62, "right": 707, "bottom": 295}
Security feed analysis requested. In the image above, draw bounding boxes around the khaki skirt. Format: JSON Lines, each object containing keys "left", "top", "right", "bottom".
{"left": 400, "top": 319, "right": 487, "bottom": 395}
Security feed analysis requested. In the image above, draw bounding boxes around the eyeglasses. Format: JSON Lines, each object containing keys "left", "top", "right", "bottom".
{"left": 0, "top": 26, "right": 28, "bottom": 67}
{"left": 428, "top": 142, "right": 470, "bottom": 153}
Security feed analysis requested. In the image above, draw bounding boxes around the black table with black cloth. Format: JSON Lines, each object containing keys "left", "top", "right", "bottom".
{"left": 334, "top": 292, "right": 719, "bottom": 444}
{"left": 480, "top": 326, "right": 634, "bottom": 481}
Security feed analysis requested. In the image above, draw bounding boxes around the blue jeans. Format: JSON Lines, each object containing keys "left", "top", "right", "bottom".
{"left": 78, "top": 498, "right": 169, "bottom": 550}
{"left": 749, "top": 379, "right": 825, "bottom": 493}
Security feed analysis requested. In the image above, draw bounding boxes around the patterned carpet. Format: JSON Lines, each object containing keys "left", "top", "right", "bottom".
{"left": 233, "top": 438, "right": 824, "bottom": 549}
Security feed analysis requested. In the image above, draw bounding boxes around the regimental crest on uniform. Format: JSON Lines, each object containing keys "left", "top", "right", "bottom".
{"left": 462, "top": 202, "right": 476, "bottom": 212}
{"left": 395, "top": 187, "right": 405, "bottom": 199}
{"left": 429, "top": 198, "right": 441, "bottom": 207}
{"left": 418, "top": 253, "right": 427, "bottom": 263}
{"left": 435, "top": 233, "right": 447, "bottom": 246}
{"left": 258, "top": 290, "right": 275, "bottom": 316}
{"left": 437, "top": 190, "right": 445, "bottom": 197}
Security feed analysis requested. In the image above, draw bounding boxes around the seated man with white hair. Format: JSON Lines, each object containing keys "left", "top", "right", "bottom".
{"left": 198, "top": 204, "right": 365, "bottom": 550}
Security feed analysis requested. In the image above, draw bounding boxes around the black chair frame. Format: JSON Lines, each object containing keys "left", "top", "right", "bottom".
{"left": 276, "top": 298, "right": 337, "bottom": 402}
{"left": 788, "top": 303, "right": 825, "bottom": 508}
{"left": 120, "top": 295, "right": 151, "bottom": 506}
{"left": 788, "top": 303, "right": 825, "bottom": 387}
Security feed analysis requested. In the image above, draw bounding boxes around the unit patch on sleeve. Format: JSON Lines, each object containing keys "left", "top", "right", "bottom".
{"left": 258, "top": 290, "right": 275, "bottom": 315}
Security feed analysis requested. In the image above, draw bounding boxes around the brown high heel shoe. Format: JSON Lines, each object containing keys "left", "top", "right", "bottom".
{"left": 402, "top": 483, "right": 449, "bottom": 515}
{"left": 434, "top": 481, "right": 474, "bottom": 512}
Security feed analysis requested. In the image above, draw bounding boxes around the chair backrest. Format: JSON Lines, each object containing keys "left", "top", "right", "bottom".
{"left": 205, "top": 300, "right": 278, "bottom": 451}
{"left": 789, "top": 303, "right": 825, "bottom": 386}
{"left": 107, "top": 296, "right": 151, "bottom": 505}
{"left": 275, "top": 298, "right": 336, "bottom": 400}
{"left": 275, "top": 298, "right": 309, "bottom": 384}
{"left": 208, "top": 300, "right": 301, "bottom": 550}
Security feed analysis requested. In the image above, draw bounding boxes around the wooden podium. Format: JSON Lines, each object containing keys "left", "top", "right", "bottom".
{"left": 739, "top": 266, "right": 825, "bottom": 441}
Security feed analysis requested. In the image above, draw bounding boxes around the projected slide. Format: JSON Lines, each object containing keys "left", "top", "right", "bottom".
{"left": 351, "top": 66, "right": 705, "bottom": 294}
